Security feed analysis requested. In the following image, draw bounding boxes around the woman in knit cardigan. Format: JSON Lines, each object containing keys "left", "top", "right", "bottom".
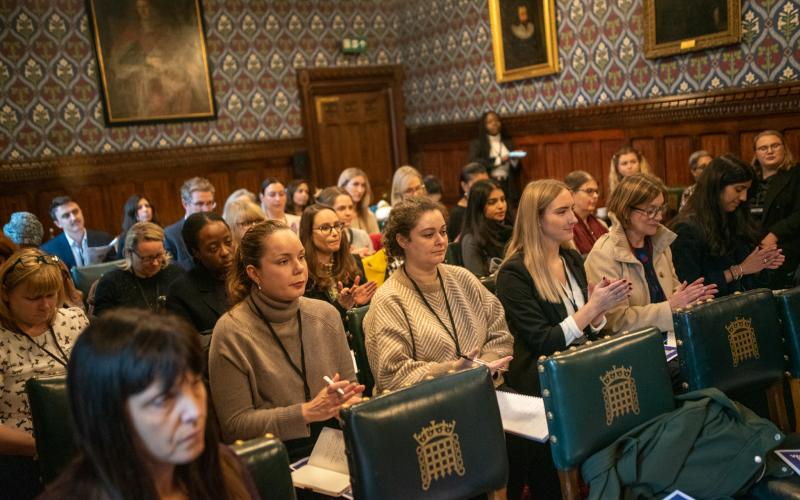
{"left": 209, "top": 220, "right": 364, "bottom": 459}
{"left": 363, "top": 197, "right": 513, "bottom": 392}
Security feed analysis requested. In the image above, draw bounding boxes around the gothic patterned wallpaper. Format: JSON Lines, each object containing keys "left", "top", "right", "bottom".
{"left": 1, "top": 0, "right": 798, "bottom": 161}
{"left": 401, "top": 0, "right": 800, "bottom": 125}
{"left": 0, "top": 0, "right": 402, "bottom": 161}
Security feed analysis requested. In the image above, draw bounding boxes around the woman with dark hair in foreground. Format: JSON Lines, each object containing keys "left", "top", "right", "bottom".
{"left": 40, "top": 309, "right": 257, "bottom": 499}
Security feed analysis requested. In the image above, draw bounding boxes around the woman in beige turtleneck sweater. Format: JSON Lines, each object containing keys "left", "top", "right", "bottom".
{"left": 209, "top": 220, "right": 363, "bottom": 459}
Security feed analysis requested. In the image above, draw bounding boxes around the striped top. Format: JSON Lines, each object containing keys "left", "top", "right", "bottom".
{"left": 364, "top": 264, "right": 513, "bottom": 391}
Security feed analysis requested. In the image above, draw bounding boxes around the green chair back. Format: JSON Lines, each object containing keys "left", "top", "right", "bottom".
{"left": 775, "top": 286, "right": 800, "bottom": 378}
{"left": 345, "top": 305, "right": 374, "bottom": 396}
{"left": 71, "top": 259, "right": 124, "bottom": 298}
{"left": 25, "top": 375, "right": 76, "bottom": 484}
{"left": 445, "top": 241, "right": 463, "bottom": 266}
{"left": 340, "top": 368, "right": 507, "bottom": 500}
{"left": 673, "top": 289, "right": 784, "bottom": 394}
{"left": 538, "top": 328, "right": 674, "bottom": 473}
{"left": 231, "top": 436, "right": 296, "bottom": 500}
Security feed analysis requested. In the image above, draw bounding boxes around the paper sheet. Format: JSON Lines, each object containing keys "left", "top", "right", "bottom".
{"left": 496, "top": 391, "right": 549, "bottom": 442}
{"left": 291, "top": 427, "right": 351, "bottom": 496}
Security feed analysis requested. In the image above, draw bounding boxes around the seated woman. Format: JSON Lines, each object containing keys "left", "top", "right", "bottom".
{"left": 223, "top": 198, "right": 266, "bottom": 247}
{"left": 40, "top": 309, "right": 258, "bottom": 499}
{"left": 259, "top": 177, "right": 300, "bottom": 233}
{"left": 316, "top": 187, "right": 374, "bottom": 257}
{"left": 671, "top": 155, "right": 784, "bottom": 297}
{"left": 338, "top": 167, "right": 380, "bottom": 234}
{"left": 166, "top": 212, "right": 234, "bottom": 334}
{"left": 299, "top": 204, "right": 376, "bottom": 317}
{"left": 209, "top": 221, "right": 363, "bottom": 459}
{"left": 460, "top": 179, "right": 512, "bottom": 276}
{"left": 496, "top": 180, "right": 630, "bottom": 500}
{"left": 750, "top": 130, "right": 800, "bottom": 289}
{"left": 116, "top": 194, "right": 158, "bottom": 257}
{"left": 222, "top": 188, "right": 258, "bottom": 219}
{"left": 564, "top": 170, "right": 608, "bottom": 255}
{"left": 608, "top": 146, "right": 652, "bottom": 194}
{"left": 93, "top": 222, "right": 185, "bottom": 316}
{"left": 585, "top": 174, "right": 717, "bottom": 341}
{"left": 423, "top": 174, "right": 443, "bottom": 203}
{"left": 364, "top": 197, "right": 513, "bottom": 392}
{"left": 447, "top": 162, "right": 489, "bottom": 241}
{"left": 285, "top": 179, "right": 313, "bottom": 217}
{"left": 0, "top": 248, "right": 88, "bottom": 498}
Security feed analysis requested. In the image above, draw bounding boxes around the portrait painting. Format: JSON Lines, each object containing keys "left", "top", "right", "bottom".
{"left": 88, "top": 0, "right": 216, "bottom": 125}
{"left": 489, "top": 0, "right": 559, "bottom": 82}
{"left": 644, "top": 0, "right": 741, "bottom": 58}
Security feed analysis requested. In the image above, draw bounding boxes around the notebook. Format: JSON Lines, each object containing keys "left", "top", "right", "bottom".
{"left": 291, "top": 427, "right": 352, "bottom": 497}
{"left": 495, "top": 391, "right": 549, "bottom": 442}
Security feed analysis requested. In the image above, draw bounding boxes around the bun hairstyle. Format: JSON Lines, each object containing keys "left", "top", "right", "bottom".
{"left": 227, "top": 220, "right": 292, "bottom": 305}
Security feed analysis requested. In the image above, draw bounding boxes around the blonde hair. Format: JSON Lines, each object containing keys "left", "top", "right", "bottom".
{"left": 607, "top": 173, "right": 667, "bottom": 229}
{"left": 338, "top": 168, "right": 375, "bottom": 228}
{"left": 752, "top": 130, "right": 796, "bottom": 172}
{"left": 122, "top": 222, "right": 170, "bottom": 271}
{"left": 223, "top": 199, "right": 266, "bottom": 244}
{"left": 390, "top": 165, "right": 423, "bottom": 206}
{"left": 609, "top": 147, "right": 652, "bottom": 193}
{"left": 0, "top": 248, "right": 65, "bottom": 330}
{"left": 503, "top": 180, "right": 574, "bottom": 303}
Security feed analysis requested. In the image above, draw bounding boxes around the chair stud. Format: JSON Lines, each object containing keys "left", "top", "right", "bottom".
{"left": 264, "top": 433, "right": 274, "bottom": 439}
{"left": 546, "top": 411, "right": 553, "bottom": 420}
{"left": 677, "top": 340, "right": 683, "bottom": 347}
{"left": 234, "top": 440, "right": 244, "bottom": 446}
{"left": 542, "top": 389, "right": 550, "bottom": 397}
{"left": 550, "top": 436, "right": 558, "bottom": 444}
{"left": 538, "top": 355, "right": 547, "bottom": 362}
{"left": 681, "top": 382, "right": 689, "bottom": 390}
{"left": 538, "top": 365, "right": 545, "bottom": 373}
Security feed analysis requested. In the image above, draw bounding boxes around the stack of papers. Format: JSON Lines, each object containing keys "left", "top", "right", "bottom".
{"left": 496, "top": 391, "right": 549, "bottom": 442}
{"left": 291, "top": 427, "right": 352, "bottom": 497}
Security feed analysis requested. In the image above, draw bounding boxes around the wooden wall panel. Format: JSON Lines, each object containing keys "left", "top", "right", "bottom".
{"left": 699, "top": 134, "right": 731, "bottom": 157}
{"left": 543, "top": 143, "right": 570, "bottom": 181}
{"left": 663, "top": 136, "right": 694, "bottom": 186}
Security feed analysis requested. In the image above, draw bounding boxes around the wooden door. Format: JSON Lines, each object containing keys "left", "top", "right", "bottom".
{"left": 299, "top": 66, "right": 407, "bottom": 201}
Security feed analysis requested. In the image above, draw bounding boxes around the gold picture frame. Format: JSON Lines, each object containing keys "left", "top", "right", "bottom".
{"left": 644, "top": 0, "right": 741, "bottom": 59}
{"left": 88, "top": 0, "right": 216, "bottom": 125}
{"left": 488, "top": 0, "right": 560, "bottom": 83}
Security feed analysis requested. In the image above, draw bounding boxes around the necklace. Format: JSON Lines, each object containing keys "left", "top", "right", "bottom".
{"left": 133, "top": 273, "right": 162, "bottom": 312}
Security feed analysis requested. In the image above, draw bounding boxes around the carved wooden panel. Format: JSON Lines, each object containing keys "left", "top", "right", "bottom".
{"left": 663, "top": 136, "right": 694, "bottom": 187}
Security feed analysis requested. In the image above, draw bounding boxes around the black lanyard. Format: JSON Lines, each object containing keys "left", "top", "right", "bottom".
{"left": 403, "top": 266, "right": 462, "bottom": 356}
{"left": 559, "top": 258, "right": 578, "bottom": 312}
{"left": 17, "top": 327, "right": 69, "bottom": 368}
{"left": 248, "top": 296, "right": 311, "bottom": 401}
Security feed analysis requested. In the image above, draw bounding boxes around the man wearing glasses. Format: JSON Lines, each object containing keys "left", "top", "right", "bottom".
{"left": 164, "top": 177, "right": 216, "bottom": 270}
{"left": 41, "top": 196, "right": 114, "bottom": 269}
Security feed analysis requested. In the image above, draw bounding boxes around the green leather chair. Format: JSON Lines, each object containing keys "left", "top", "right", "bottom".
{"left": 231, "top": 436, "right": 296, "bottom": 500}
{"left": 673, "top": 289, "right": 790, "bottom": 431}
{"left": 538, "top": 328, "right": 675, "bottom": 499}
{"left": 774, "top": 286, "right": 800, "bottom": 432}
{"left": 445, "top": 241, "right": 463, "bottom": 267}
{"left": 340, "top": 367, "right": 507, "bottom": 500}
{"left": 25, "top": 374, "right": 75, "bottom": 484}
{"left": 345, "top": 305, "right": 374, "bottom": 397}
{"left": 71, "top": 259, "right": 124, "bottom": 302}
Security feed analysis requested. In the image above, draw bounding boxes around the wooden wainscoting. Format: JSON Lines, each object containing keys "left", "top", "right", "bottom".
{"left": 0, "top": 139, "right": 305, "bottom": 241}
{"left": 409, "top": 82, "right": 800, "bottom": 206}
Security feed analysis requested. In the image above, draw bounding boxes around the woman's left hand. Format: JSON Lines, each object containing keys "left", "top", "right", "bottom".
{"left": 337, "top": 276, "right": 378, "bottom": 309}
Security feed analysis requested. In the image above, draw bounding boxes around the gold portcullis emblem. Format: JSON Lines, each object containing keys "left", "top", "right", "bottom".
{"left": 414, "top": 419, "right": 465, "bottom": 491}
{"left": 727, "top": 317, "right": 759, "bottom": 367}
{"left": 601, "top": 365, "right": 640, "bottom": 425}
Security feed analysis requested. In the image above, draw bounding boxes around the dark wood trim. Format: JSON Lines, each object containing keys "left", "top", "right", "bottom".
{"left": 297, "top": 64, "right": 408, "bottom": 188}
{"left": 408, "top": 81, "right": 800, "bottom": 145}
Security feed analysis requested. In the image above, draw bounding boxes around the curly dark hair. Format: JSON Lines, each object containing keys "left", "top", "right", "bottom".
{"left": 382, "top": 197, "right": 447, "bottom": 260}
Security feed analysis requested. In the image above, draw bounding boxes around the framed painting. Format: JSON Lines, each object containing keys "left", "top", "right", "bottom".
{"left": 644, "top": 0, "right": 741, "bottom": 58}
{"left": 88, "top": 0, "right": 216, "bottom": 125}
{"left": 488, "top": 0, "right": 560, "bottom": 83}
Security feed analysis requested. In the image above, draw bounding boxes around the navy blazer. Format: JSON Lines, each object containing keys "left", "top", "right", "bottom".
{"left": 164, "top": 219, "right": 193, "bottom": 271}
{"left": 41, "top": 230, "right": 114, "bottom": 269}
{"left": 496, "top": 248, "right": 596, "bottom": 396}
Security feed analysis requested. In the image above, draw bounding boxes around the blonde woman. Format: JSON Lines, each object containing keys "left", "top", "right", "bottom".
{"left": 608, "top": 146, "right": 652, "bottom": 194}
{"left": 585, "top": 174, "right": 716, "bottom": 339}
{"left": 390, "top": 165, "right": 425, "bottom": 207}
{"left": 93, "top": 222, "right": 185, "bottom": 315}
{"left": 223, "top": 198, "right": 266, "bottom": 246}
{"left": 338, "top": 168, "right": 380, "bottom": 234}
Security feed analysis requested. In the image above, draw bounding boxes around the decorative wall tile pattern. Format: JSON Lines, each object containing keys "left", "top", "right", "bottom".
{"left": 400, "top": 0, "right": 800, "bottom": 126}
{"left": 0, "top": 0, "right": 402, "bottom": 161}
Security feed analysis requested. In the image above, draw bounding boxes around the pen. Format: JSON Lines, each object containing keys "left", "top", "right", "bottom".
{"left": 323, "top": 375, "right": 346, "bottom": 396}
{"left": 459, "top": 354, "right": 508, "bottom": 372}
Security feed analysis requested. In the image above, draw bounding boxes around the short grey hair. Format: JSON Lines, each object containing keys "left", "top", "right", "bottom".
{"left": 688, "top": 150, "right": 712, "bottom": 171}
{"left": 180, "top": 177, "right": 215, "bottom": 204}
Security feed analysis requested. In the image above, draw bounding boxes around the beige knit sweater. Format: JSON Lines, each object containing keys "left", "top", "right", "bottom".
{"left": 364, "top": 264, "right": 513, "bottom": 391}
{"left": 209, "top": 291, "right": 356, "bottom": 443}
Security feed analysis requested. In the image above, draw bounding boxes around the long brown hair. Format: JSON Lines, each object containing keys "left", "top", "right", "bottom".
{"left": 299, "top": 204, "right": 358, "bottom": 290}
{"left": 338, "top": 168, "right": 374, "bottom": 228}
{"left": 227, "top": 220, "right": 292, "bottom": 306}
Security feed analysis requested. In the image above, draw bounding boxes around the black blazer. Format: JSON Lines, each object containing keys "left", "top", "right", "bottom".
{"left": 165, "top": 263, "right": 229, "bottom": 334}
{"left": 41, "top": 230, "right": 114, "bottom": 269}
{"left": 496, "top": 248, "right": 595, "bottom": 396}
{"left": 754, "top": 165, "right": 800, "bottom": 286}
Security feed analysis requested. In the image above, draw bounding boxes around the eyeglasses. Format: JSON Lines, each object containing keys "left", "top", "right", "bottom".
{"left": 237, "top": 219, "right": 262, "bottom": 229}
{"left": 631, "top": 205, "right": 668, "bottom": 219}
{"left": 314, "top": 222, "right": 346, "bottom": 235}
{"left": 191, "top": 201, "right": 217, "bottom": 209}
{"left": 403, "top": 184, "right": 426, "bottom": 196}
{"left": 6, "top": 254, "right": 61, "bottom": 276}
{"left": 756, "top": 143, "right": 783, "bottom": 153}
{"left": 576, "top": 188, "right": 600, "bottom": 196}
{"left": 132, "top": 251, "right": 167, "bottom": 264}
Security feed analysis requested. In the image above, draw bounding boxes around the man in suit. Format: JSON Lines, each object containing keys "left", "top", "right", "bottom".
{"left": 41, "top": 196, "right": 114, "bottom": 269}
{"left": 164, "top": 176, "right": 216, "bottom": 270}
